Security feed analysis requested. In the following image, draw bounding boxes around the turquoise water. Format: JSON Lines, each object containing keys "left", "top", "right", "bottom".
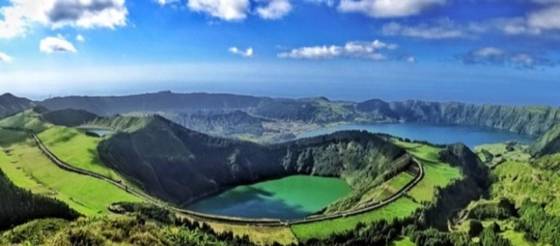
{"left": 298, "top": 123, "right": 534, "bottom": 148}
{"left": 187, "top": 175, "right": 351, "bottom": 220}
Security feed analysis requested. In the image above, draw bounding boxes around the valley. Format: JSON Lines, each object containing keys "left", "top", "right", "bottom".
{"left": 0, "top": 91, "right": 559, "bottom": 245}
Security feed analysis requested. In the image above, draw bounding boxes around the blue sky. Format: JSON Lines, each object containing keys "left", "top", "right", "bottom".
{"left": 0, "top": 0, "right": 560, "bottom": 105}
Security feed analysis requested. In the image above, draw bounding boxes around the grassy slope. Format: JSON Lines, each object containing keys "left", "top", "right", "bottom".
{"left": 456, "top": 219, "right": 537, "bottom": 246}
{"left": 0, "top": 129, "right": 27, "bottom": 147}
{"left": 359, "top": 172, "right": 415, "bottom": 205}
{"left": 0, "top": 216, "right": 233, "bottom": 246}
{"left": 492, "top": 161, "right": 560, "bottom": 216}
{"left": 291, "top": 141, "right": 462, "bottom": 241}
{"left": 392, "top": 237, "right": 415, "bottom": 246}
{"left": 470, "top": 144, "right": 557, "bottom": 246}
{"left": 0, "top": 141, "right": 141, "bottom": 216}
{"left": 395, "top": 141, "right": 463, "bottom": 203}
{"left": 291, "top": 197, "right": 420, "bottom": 241}
{"left": 205, "top": 221, "right": 298, "bottom": 245}
{"left": 0, "top": 109, "right": 48, "bottom": 132}
{"left": 37, "top": 127, "right": 123, "bottom": 181}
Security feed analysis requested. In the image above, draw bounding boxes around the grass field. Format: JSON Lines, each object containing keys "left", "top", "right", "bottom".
{"left": 456, "top": 218, "right": 536, "bottom": 246}
{"left": 475, "top": 143, "right": 531, "bottom": 166}
{"left": 357, "top": 172, "right": 415, "bottom": 206}
{"left": 291, "top": 197, "right": 421, "bottom": 241}
{"left": 205, "top": 221, "right": 298, "bottom": 245}
{"left": 492, "top": 161, "right": 560, "bottom": 216}
{"left": 37, "top": 126, "right": 123, "bottom": 181}
{"left": 0, "top": 129, "right": 27, "bottom": 147}
{"left": 394, "top": 141, "right": 463, "bottom": 202}
{"left": 0, "top": 110, "right": 48, "bottom": 132}
{"left": 501, "top": 229, "right": 535, "bottom": 246}
{"left": 0, "top": 141, "right": 141, "bottom": 216}
{"left": 392, "top": 236, "right": 415, "bottom": 246}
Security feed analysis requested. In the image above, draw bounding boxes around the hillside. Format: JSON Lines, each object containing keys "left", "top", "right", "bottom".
{"left": 38, "top": 91, "right": 560, "bottom": 138}
{"left": 0, "top": 93, "right": 33, "bottom": 119}
{"left": 40, "top": 91, "right": 263, "bottom": 116}
{"left": 0, "top": 204, "right": 253, "bottom": 246}
{"left": 531, "top": 124, "right": 560, "bottom": 157}
{"left": 0, "top": 168, "right": 78, "bottom": 230}
{"left": 41, "top": 109, "right": 99, "bottom": 127}
{"left": 357, "top": 100, "right": 560, "bottom": 136}
{"left": 173, "top": 110, "right": 269, "bottom": 136}
{"left": 96, "top": 115, "right": 407, "bottom": 205}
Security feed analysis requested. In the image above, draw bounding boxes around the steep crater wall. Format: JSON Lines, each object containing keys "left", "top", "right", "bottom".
{"left": 97, "top": 116, "right": 408, "bottom": 207}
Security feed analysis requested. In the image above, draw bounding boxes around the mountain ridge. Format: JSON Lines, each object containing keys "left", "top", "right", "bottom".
{"left": 36, "top": 91, "right": 560, "bottom": 137}
{"left": 0, "top": 93, "right": 34, "bottom": 119}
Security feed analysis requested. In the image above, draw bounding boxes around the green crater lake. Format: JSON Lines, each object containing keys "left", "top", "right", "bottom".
{"left": 187, "top": 175, "right": 351, "bottom": 220}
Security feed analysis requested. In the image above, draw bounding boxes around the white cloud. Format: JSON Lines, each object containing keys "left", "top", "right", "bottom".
{"left": 382, "top": 20, "right": 466, "bottom": 39}
{"left": 338, "top": 0, "right": 446, "bottom": 18}
{"left": 229, "top": 47, "right": 254, "bottom": 57}
{"left": 76, "top": 34, "right": 85, "bottom": 42}
{"left": 461, "top": 47, "right": 554, "bottom": 69}
{"left": 278, "top": 40, "right": 397, "bottom": 60}
{"left": 188, "top": 0, "right": 250, "bottom": 21}
{"left": 0, "top": 0, "right": 128, "bottom": 39}
{"left": 0, "top": 52, "right": 13, "bottom": 63}
{"left": 256, "top": 0, "right": 292, "bottom": 20}
{"left": 40, "top": 35, "right": 77, "bottom": 54}
{"left": 528, "top": 5, "right": 560, "bottom": 30}
{"left": 481, "top": 2, "right": 560, "bottom": 35}
{"left": 48, "top": 0, "right": 127, "bottom": 29}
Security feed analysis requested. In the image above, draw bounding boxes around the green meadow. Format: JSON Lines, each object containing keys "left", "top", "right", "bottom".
{"left": 0, "top": 110, "right": 48, "bottom": 132}
{"left": 37, "top": 126, "right": 124, "bottom": 181}
{"left": 0, "top": 141, "right": 141, "bottom": 216}
{"left": 393, "top": 237, "right": 415, "bottom": 246}
{"left": 394, "top": 141, "right": 463, "bottom": 202}
{"left": 492, "top": 161, "right": 560, "bottom": 216}
{"left": 291, "top": 197, "right": 421, "bottom": 241}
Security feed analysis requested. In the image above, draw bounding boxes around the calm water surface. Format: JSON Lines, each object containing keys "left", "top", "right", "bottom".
{"left": 298, "top": 123, "right": 534, "bottom": 148}
{"left": 187, "top": 175, "right": 351, "bottom": 220}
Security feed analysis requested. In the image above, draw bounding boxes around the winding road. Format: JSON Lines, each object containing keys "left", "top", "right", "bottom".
{"left": 2, "top": 126, "right": 425, "bottom": 227}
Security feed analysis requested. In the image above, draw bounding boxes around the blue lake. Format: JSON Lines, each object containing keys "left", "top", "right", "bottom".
{"left": 298, "top": 123, "right": 534, "bottom": 148}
